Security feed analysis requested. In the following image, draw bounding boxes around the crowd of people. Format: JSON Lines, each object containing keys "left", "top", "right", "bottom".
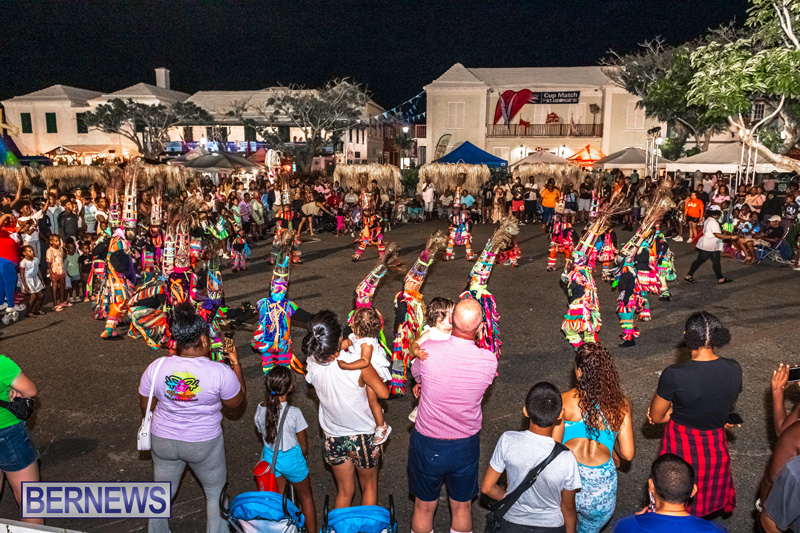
{"left": 0, "top": 165, "right": 798, "bottom": 533}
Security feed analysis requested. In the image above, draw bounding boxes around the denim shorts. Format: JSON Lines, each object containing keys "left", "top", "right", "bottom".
{"left": 261, "top": 443, "right": 310, "bottom": 483}
{"left": 408, "top": 430, "right": 480, "bottom": 503}
{"left": 0, "top": 421, "right": 39, "bottom": 472}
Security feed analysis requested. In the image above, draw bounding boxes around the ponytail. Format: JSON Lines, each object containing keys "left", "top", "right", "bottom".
{"left": 262, "top": 366, "right": 293, "bottom": 444}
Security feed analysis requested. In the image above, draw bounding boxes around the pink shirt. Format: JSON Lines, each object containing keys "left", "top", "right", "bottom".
{"left": 411, "top": 336, "right": 497, "bottom": 439}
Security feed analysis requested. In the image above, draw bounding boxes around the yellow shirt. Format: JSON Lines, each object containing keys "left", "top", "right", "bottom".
{"left": 540, "top": 187, "right": 560, "bottom": 209}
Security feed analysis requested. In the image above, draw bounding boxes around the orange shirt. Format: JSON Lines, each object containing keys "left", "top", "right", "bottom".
{"left": 685, "top": 199, "right": 704, "bottom": 219}
{"left": 540, "top": 187, "right": 560, "bottom": 209}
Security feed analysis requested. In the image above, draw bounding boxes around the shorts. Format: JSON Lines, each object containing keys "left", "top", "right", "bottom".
{"left": 686, "top": 216, "right": 700, "bottom": 223}
{"left": 323, "top": 433, "right": 381, "bottom": 469}
{"left": 512, "top": 200, "right": 525, "bottom": 212}
{"left": 563, "top": 208, "right": 575, "bottom": 214}
{"left": 261, "top": 443, "right": 309, "bottom": 483}
{"left": 0, "top": 421, "right": 39, "bottom": 472}
{"left": 408, "top": 430, "right": 480, "bottom": 502}
{"left": 577, "top": 198, "right": 592, "bottom": 212}
{"left": 424, "top": 201, "right": 434, "bottom": 213}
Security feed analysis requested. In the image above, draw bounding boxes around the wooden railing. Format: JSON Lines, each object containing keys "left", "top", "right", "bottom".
{"left": 414, "top": 124, "right": 426, "bottom": 139}
{"left": 486, "top": 123, "right": 602, "bottom": 137}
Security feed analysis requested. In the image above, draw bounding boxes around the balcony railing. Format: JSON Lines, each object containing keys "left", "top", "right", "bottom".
{"left": 487, "top": 123, "right": 602, "bottom": 137}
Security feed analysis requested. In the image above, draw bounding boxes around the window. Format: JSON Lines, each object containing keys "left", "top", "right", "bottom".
{"left": 354, "top": 151, "right": 361, "bottom": 159}
{"left": 532, "top": 104, "right": 551, "bottom": 124}
{"left": 76, "top": 112, "right": 88, "bottom": 134}
{"left": 183, "top": 126, "right": 194, "bottom": 142}
{"left": 447, "top": 102, "right": 465, "bottom": 129}
{"left": 752, "top": 102, "right": 765, "bottom": 123}
{"left": 568, "top": 103, "right": 587, "bottom": 123}
{"left": 626, "top": 101, "right": 646, "bottom": 129}
{"left": 244, "top": 126, "right": 257, "bottom": 142}
{"left": 348, "top": 129, "right": 352, "bottom": 143}
{"left": 277, "top": 126, "right": 290, "bottom": 143}
{"left": 45, "top": 112, "right": 57, "bottom": 134}
{"left": 20, "top": 113, "right": 32, "bottom": 134}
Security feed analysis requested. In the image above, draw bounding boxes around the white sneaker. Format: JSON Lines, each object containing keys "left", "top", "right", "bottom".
{"left": 1, "top": 314, "right": 11, "bottom": 325}
{"left": 12, "top": 304, "right": 26, "bottom": 312}
{"left": 374, "top": 423, "right": 392, "bottom": 445}
{"left": 0, "top": 304, "right": 7, "bottom": 312}
{"left": 408, "top": 406, "right": 418, "bottom": 423}
{"left": 672, "top": 236, "right": 684, "bottom": 242}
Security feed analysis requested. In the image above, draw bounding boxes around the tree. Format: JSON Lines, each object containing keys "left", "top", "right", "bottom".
{"left": 82, "top": 98, "right": 211, "bottom": 160}
{"left": 229, "top": 79, "right": 370, "bottom": 173}
{"left": 603, "top": 36, "right": 730, "bottom": 151}
{"left": 687, "top": 0, "right": 800, "bottom": 170}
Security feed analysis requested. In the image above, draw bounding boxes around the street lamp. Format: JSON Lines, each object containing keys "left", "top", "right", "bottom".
{"left": 402, "top": 126, "right": 409, "bottom": 134}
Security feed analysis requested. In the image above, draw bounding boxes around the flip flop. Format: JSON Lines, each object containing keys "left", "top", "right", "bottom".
{"left": 718, "top": 278, "right": 733, "bottom": 284}
{"left": 684, "top": 276, "right": 696, "bottom": 283}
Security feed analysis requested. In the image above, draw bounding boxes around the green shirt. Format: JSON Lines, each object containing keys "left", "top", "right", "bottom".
{"left": 0, "top": 355, "right": 22, "bottom": 429}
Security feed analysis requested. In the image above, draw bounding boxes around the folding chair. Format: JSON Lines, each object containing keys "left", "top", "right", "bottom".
{"left": 755, "top": 227, "right": 792, "bottom": 265}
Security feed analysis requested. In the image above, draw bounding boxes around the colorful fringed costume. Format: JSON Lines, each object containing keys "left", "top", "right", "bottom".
{"left": 390, "top": 232, "right": 445, "bottom": 396}
{"left": 197, "top": 260, "right": 228, "bottom": 360}
{"left": 230, "top": 234, "right": 249, "bottom": 271}
{"left": 271, "top": 186, "right": 301, "bottom": 264}
{"left": 615, "top": 254, "right": 641, "bottom": 346}
{"left": 653, "top": 230, "right": 675, "bottom": 300}
{"left": 562, "top": 255, "right": 601, "bottom": 349}
{"left": 88, "top": 234, "right": 109, "bottom": 308}
{"left": 547, "top": 215, "right": 575, "bottom": 271}
{"left": 634, "top": 241, "right": 659, "bottom": 321}
{"left": 460, "top": 217, "right": 519, "bottom": 358}
{"left": 598, "top": 229, "right": 618, "bottom": 282}
{"left": 252, "top": 235, "right": 308, "bottom": 374}
{"left": 445, "top": 187, "right": 476, "bottom": 261}
{"left": 99, "top": 231, "right": 135, "bottom": 339}
{"left": 127, "top": 279, "right": 167, "bottom": 350}
{"left": 497, "top": 236, "right": 521, "bottom": 267}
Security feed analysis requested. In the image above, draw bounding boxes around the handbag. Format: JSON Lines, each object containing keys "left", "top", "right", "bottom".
{"left": 137, "top": 356, "right": 167, "bottom": 452}
{"left": 254, "top": 404, "right": 290, "bottom": 492}
{"left": 484, "top": 442, "right": 568, "bottom": 533}
{"left": 0, "top": 397, "right": 35, "bottom": 421}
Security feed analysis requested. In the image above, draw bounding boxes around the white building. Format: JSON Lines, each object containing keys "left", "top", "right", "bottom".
{"left": 424, "top": 63, "right": 664, "bottom": 165}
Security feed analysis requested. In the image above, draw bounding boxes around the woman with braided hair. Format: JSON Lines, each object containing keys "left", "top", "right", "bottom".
{"left": 554, "top": 342, "right": 634, "bottom": 533}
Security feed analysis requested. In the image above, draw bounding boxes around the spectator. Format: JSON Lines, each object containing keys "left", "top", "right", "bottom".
{"left": 138, "top": 304, "right": 246, "bottom": 533}
{"left": 553, "top": 343, "right": 635, "bottom": 533}
{"left": 744, "top": 185, "right": 766, "bottom": 214}
{"left": 303, "top": 310, "right": 389, "bottom": 509}
{"left": 684, "top": 191, "right": 704, "bottom": 243}
{"left": 758, "top": 364, "right": 800, "bottom": 533}
{"left": 0, "top": 210, "right": 23, "bottom": 313}
{"left": 614, "top": 454, "right": 724, "bottom": 532}
{"left": 511, "top": 177, "right": 526, "bottom": 223}
{"left": 409, "top": 298, "right": 497, "bottom": 533}
{"left": 422, "top": 180, "right": 436, "bottom": 221}
{"left": 250, "top": 193, "right": 264, "bottom": 240}
{"left": 0, "top": 353, "right": 41, "bottom": 525}
{"left": 57, "top": 200, "right": 79, "bottom": 242}
{"left": 345, "top": 187, "right": 358, "bottom": 206}
{"left": 482, "top": 382, "right": 580, "bottom": 533}
{"left": 525, "top": 179, "right": 539, "bottom": 224}
{"left": 540, "top": 179, "right": 561, "bottom": 228}
{"left": 647, "top": 311, "right": 741, "bottom": 517}
{"left": 561, "top": 182, "right": 577, "bottom": 225}
{"left": 482, "top": 185, "right": 494, "bottom": 223}
{"left": 578, "top": 176, "right": 594, "bottom": 224}
{"left": 684, "top": 206, "right": 736, "bottom": 284}
{"left": 737, "top": 215, "right": 789, "bottom": 263}
{"left": 439, "top": 188, "right": 454, "bottom": 220}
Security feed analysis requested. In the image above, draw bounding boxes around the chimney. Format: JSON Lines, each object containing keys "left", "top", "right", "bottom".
{"left": 155, "top": 68, "right": 170, "bottom": 90}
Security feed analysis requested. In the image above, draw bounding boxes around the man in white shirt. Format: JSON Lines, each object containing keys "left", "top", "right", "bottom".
{"left": 685, "top": 205, "right": 736, "bottom": 284}
{"left": 482, "top": 382, "right": 580, "bottom": 533}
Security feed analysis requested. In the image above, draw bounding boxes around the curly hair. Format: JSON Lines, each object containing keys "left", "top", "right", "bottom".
{"left": 351, "top": 307, "right": 382, "bottom": 339}
{"left": 575, "top": 343, "right": 627, "bottom": 438}
{"left": 426, "top": 297, "right": 454, "bottom": 327}
{"left": 684, "top": 311, "right": 731, "bottom": 351}
{"left": 262, "top": 366, "right": 293, "bottom": 445}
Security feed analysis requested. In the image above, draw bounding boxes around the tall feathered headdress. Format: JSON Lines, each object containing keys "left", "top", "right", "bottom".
{"left": 468, "top": 216, "right": 520, "bottom": 290}
{"left": 404, "top": 231, "right": 446, "bottom": 293}
{"left": 270, "top": 231, "right": 294, "bottom": 300}
{"left": 354, "top": 242, "right": 404, "bottom": 308}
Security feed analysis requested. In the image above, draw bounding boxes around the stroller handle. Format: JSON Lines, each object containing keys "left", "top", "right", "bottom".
{"left": 219, "top": 481, "right": 230, "bottom": 519}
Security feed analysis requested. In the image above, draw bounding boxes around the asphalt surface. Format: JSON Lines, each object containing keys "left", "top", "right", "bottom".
{"left": 1, "top": 219, "right": 798, "bottom": 532}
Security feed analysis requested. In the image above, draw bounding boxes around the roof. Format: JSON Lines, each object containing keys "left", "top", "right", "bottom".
{"left": 428, "top": 64, "right": 611, "bottom": 90}
{"left": 435, "top": 141, "right": 507, "bottom": 167}
{"left": 186, "top": 90, "right": 277, "bottom": 121}
{"left": 596, "top": 146, "right": 673, "bottom": 170}
{"left": 3, "top": 85, "right": 103, "bottom": 106}
{"left": 104, "top": 83, "right": 189, "bottom": 103}
{"left": 44, "top": 144, "right": 123, "bottom": 155}
{"left": 665, "top": 142, "right": 791, "bottom": 174}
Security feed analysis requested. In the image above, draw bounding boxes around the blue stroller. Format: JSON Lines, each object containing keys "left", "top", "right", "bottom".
{"left": 220, "top": 483, "right": 305, "bottom": 533}
{"left": 320, "top": 495, "right": 397, "bottom": 533}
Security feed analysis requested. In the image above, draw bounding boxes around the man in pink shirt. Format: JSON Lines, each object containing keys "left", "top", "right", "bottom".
{"left": 410, "top": 298, "right": 497, "bottom": 533}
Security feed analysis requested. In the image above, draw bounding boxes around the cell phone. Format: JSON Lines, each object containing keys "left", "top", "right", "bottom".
{"left": 788, "top": 366, "right": 800, "bottom": 383}
{"left": 726, "top": 412, "right": 743, "bottom": 426}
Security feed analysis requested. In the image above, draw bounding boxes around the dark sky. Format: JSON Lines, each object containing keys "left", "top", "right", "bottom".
{"left": 3, "top": 1, "right": 748, "bottom": 110}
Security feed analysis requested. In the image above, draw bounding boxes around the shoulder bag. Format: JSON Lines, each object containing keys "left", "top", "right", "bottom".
{"left": 484, "top": 442, "right": 568, "bottom": 533}
{"left": 0, "top": 396, "right": 35, "bottom": 421}
{"left": 137, "top": 356, "right": 167, "bottom": 452}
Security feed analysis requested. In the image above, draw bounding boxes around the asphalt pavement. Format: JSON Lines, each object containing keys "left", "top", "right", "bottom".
{"left": 1, "top": 219, "right": 798, "bottom": 532}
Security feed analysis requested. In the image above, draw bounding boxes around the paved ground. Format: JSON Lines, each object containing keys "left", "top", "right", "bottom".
{"left": 1, "top": 219, "right": 797, "bottom": 532}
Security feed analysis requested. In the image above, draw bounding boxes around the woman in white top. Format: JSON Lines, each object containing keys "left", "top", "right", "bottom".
{"left": 303, "top": 310, "right": 389, "bottom": 509}
{"left": 685, "top": 205, "right": 737, "bottom": 284}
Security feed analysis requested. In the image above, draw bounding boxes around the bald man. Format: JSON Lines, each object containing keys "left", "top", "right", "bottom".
{"left": 409, "top": 298, "right": 497, "bottom": 533}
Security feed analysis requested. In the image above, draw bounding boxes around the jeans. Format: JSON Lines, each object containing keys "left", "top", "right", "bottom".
{"left": 542, "top": 206, "right": 555, "bottom": 225}
{"left": 0, "top": 257, "right": 18, "bottom": 307}
{"left": 687, "top": 249, "right": 723, "bottom": 279}
{"left": 149, "top": 434, "right": 227, "bottom": 533}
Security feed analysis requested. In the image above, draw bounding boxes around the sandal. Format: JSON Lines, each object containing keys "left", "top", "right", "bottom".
{"left": 54, "top": 306, "right": 64, "bottom": 312}
{"left": 718, "top": 278, "right": 733, "bottom": 284}
{"left": 684, "top": 276, "right": 696, "bottom": 283}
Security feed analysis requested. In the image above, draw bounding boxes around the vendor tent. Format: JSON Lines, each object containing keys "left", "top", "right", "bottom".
{"left": 665, "top": 142, "right": 792, "bottom": 174}
{"left": 181, "top": 152, "right": 261, "bottom": 172}
{"left": 567, "top": 144, "right": 604, "bottom": 168}
{"left": 510, "top": 151, "right": 571, "bottom": 167}
{"left": 435, "top": 141, "right": 507, "bottom": 167}
{"left": 595, "top": 147, "right": 673, "bottom": 170}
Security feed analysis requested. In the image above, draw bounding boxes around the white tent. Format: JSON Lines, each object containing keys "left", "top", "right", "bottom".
{"left": 595, "top": 147, "right": 673, "bottom": 170}
{"left": 510, "top": 151, "right": 571, "bottom": 167}
{"left": 665, "top": 142, "right": 792, "bottom": 174}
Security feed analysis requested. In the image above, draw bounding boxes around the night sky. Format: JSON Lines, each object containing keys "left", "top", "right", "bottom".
{"left": 3, "top": 1, "right": 748, "bottom": 110}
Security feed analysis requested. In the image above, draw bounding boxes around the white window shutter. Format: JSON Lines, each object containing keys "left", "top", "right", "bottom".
{"left": 447, "top": 102, "right": 465, "bottom": 130}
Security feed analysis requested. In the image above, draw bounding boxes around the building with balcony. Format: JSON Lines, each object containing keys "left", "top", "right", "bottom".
{"left": 424, "top": 63, "right": 662, "bottom": 165}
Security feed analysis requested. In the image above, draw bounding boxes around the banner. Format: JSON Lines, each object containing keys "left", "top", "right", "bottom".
{"left": 530, "top": 91, "right": 580, "bottom": 104}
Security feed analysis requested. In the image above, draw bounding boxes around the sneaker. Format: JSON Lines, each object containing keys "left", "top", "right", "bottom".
{"left": 0, "top": 303, "right": 7, "bottom": 312}
{"left": 12, "top": 304, "right": 26, "bottom": 312}
{"left": 619, "top": 339, "right": 636, "bottom": 348}
{"left": 672, "top": 236, "right": 684, "bottom": 242}
{"left": 1, "top": 314, "right": 11, "bottom": 325}
{"left": 794, "top": 264, "right": 800, "bottom": 271}
{"left": 374, "top": 423, "right": 392, "bottom": 445}
{"left": 408, "top": 406, "right": 418, "bottom": 423}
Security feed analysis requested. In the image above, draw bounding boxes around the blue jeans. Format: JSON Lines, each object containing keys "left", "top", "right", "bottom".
{"left": 542, "top": 206, "right": 555, "bottom": 225}
{"left": 0, "top": 257, "right": 18, "bottom": 307}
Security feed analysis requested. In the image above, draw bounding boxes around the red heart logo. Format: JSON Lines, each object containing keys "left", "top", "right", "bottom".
{"left": 493, "top": 89, "right": 533, "bottom": 124}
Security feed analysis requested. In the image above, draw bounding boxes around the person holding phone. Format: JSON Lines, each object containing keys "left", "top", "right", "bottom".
{"left": 647, "top": 312, "right": 742, "bottom": 517}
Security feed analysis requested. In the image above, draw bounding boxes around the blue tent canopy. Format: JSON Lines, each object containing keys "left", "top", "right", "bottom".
{"left": 435, "top": 141, "right": 507, "bottom": 167}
